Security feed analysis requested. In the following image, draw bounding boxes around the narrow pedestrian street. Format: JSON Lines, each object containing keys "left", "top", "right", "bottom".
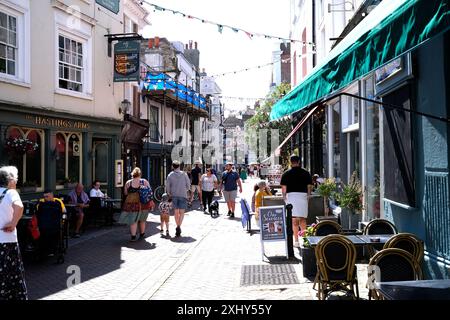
{"left": 24, "top": 177, "right": 369, "bottom": 300}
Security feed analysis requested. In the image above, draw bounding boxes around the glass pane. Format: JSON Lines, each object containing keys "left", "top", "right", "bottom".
{"left": 0, "top": 12, "right": 6, "bottom": 28}
{"left": 0, "top": 58, "right": 5, "bottom": 73}
{"left": 55, "top": 133, "right": 66, "bottom": 185}
{"left": 7, "top": 60, "right": 14, "bottom": 75}
{"left": 78, "top": 43, "right": 82, "bottom": 54}
{"left": 94, "top": 143, "right": 108, "bottom": 183}
{"left": 7, "top": 46, "right": 14, "bottom": 59}
{"left": 64, "top": 66, "right": 69, "bottom": 79}
{"left": 59, "top": 79, "right": 68, "bottom": 89}
{"left": 0, "top": 27, "right": 7, "bottom": 43}
{"left": 59, "top": 36, "right": 64, "bottom": 49}
{"left": 65, "top": 37, "right": 70, "bottom": 50}
{"left": 68, "top": 134, "right": 80, "bottom": 183}
{"left": 26, "top": 131, "right": 42, "bottom": 188}
{"left": 65, "top": 52, "right": 70, "bottom": 63}
{"left": 8, "top": 31, "right": 15, "bottom": 46}
{"left": 0, "top": 43, "right": 5, "bottom": 58}
{"left": 364, "top": 77, "right": 380, "bottom": 219}
{"left": 77, "top": 55, "right": 82, "bottom": 67}
{"left": 71, "top": 40, "right": 76, "bottom": 52}
{"left": 332, "top": 102, "right": 341, "bottom": 179}
{"left": 76, "top": 70, "right": 81, "bottom": 82}
{"left": 59, "top": 50, "right": 64, "bottom": 62}
{"left": 71, "top": 52, "right": 76, "bottom": 65}
{"left": 8, "top": 16, "right": 16, "bottom": 31}
{"left": 69, "top": 67, "right": 75, "bottom": 81}
{"left": 59, "top": 64, "right": 63, "bottom": 79}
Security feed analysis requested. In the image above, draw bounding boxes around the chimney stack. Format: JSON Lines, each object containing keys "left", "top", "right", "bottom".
{"left": 185, "top": 43, "right": 188, "bottom": 50}
{"left": 195, "top": 41, "right": 198, "bottom": 50}
{"left": 189, "top": 40, "right": 193, "bottom": 49}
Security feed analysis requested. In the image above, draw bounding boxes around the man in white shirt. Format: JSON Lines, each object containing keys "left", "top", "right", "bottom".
{"left": 90, "top": 180, "right": 105, "bottom": 198}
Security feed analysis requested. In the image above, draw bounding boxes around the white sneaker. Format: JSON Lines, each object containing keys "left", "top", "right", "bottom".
{"left": 293, "top": 241, "right": 300, "bottom": 248}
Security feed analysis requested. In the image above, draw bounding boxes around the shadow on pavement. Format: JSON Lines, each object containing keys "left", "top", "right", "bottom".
{"left": 123, "top": 240, "right": 157, "bottom": 250}
{"left": 170, "top": 236, "right": 196, "bottom": 243}
{"left": 265, "top": 256, "right": 300, "bottom": 264}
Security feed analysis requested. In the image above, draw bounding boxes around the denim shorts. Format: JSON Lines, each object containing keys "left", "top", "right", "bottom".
{"left": 172, "top": 196, "right": 188, "bottom": 210}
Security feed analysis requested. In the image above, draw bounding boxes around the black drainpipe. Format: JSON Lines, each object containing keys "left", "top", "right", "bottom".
{"left": 312, "top": 0, "right": 317, "bottom": 68}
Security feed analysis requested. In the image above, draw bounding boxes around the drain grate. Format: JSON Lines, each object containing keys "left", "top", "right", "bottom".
{"left": 240, "top": 264, "right": 300, "bottom": 286}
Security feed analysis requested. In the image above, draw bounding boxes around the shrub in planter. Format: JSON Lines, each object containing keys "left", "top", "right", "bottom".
{"left": 336, "top": 172, "right": 363, "bottom": 230}
{"left": 299, "top": 225, "right": 317, "bottom": 278}
{"left": 317, "top": 177, "right": 337, "bottom": 216}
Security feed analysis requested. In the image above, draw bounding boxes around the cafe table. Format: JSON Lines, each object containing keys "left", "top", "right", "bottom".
{"left": 307, "top": 235, "right": 367, "bottom": 247}
{"left": 374, "top": 279, "right": 450, "bottom": 300}
{"left": 307, "top": 234, "right": 395, "bottom": 247}
{"left": 103, "top": 199, "right": 122, "bottom": 225}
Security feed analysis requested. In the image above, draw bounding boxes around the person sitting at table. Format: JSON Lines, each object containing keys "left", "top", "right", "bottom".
{"left": 254, "top": 180, "right": 272, "bottom": 225}
{"left": 89, "top": 180, "right": 106, "bottom": 199}
{"left": 36, "top": 189, "right": 66, "bottom": 257}
{"left": 89, "top": 180, "right": 110, "bottom": 226}
{"left": 68, "top": 183, "right": 89, "bottom": 238}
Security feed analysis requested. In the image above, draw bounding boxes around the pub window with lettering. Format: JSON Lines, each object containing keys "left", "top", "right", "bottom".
{"left": 0, "top": 10, "right": 17, "bottom": 76}
{"left": 55, "top": 132, "right": 82, "bottom": 187}
{"left": 5, "top": 127, "right": 44, "bottom": 191}
{"left": 58, "top": 35, "right": 83, "bottom": 92}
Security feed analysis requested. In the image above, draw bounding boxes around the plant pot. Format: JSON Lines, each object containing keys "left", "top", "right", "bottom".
{"left": 300, "top": 244, "right": 317, "bottom": 278}
{"left": 64, "top": 183, "right": 77, "bottom": 189}
{"left": 340, "top": 208, "right": 362, "bottom": 230}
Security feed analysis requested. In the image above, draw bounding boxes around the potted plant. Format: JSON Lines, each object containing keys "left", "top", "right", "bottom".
{"left": 63, "top": 177, "right": 77, "bottom": 189}
{"left": 21, "top": 180, "right": 37, "bottom": 193}
{"left": 336, "top": 172, "right": 363, "bottom": 230}
{"left": 299, "top": 224, "right": 317, "bottom": 278}
{"left": 317, "top": 177, "right": 337, "bottom": 216}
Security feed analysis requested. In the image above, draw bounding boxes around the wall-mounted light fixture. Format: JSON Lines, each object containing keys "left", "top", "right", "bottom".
{"left": 328, "top": 1, "right": 354, "bottom": 12}
{"left": 119, "top": 99, "right": 131, "bottom": 114}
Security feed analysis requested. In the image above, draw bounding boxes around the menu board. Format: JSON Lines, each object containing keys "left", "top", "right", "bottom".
{"left": 259, "top": 205, "right": 286, "bottom": 242}
{"left": 114, "top": 40, "right": 140, "bottom": 82}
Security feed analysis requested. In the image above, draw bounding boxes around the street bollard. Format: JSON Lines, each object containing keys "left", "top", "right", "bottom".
{"left": 285, "top": 203, "right": 294, "bottom": 259}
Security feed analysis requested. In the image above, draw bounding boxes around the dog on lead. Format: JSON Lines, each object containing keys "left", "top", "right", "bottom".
{"left": 209, "top": 200, "right": 219, "bottom": 218}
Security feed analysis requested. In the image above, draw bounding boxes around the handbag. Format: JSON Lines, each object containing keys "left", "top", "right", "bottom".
{"left": 138, "top": 179, "right": 153, "bottom": 204}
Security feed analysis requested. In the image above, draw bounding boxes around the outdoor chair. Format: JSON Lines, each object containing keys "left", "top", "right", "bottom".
{"left": 315, "top": 234, "right": 359, "bottom": 300}
{"left": 313, "top": 220, "right": 343, "bottom": 236}
{"left": 383, "top": 233, "right": 424, "bottom": 278}
{"left": 312, "top": 220, "right": 343, "bottom": 290}
{"left": 363, "top": 219, "right": 398, "bottom": 258}
{"left": 367, "top": 248, "right": 422, "bottom": 300}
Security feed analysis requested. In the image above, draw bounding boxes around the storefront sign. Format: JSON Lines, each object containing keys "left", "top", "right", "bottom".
{"left": 115, "top": 160, "right": 124, "bottom": 187}
{"left": 26, "top": 115, "right": 89, "bottom": 129}
{"left": 95, "top": 0, "right": 120, "bottom": 14}
{"left": 114, "top": 40, "right": 140, "bottom": 82}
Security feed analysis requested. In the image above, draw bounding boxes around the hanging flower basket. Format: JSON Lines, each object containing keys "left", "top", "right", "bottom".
{"left": 4, "top": 137, "right": 39, "bottom": 155}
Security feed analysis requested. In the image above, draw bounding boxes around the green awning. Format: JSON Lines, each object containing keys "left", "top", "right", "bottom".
{"left": 270, "top": 0, "right": 450, "bottom": 121}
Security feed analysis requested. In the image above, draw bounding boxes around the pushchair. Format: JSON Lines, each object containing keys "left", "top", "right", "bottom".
{"left": 31, "top": 200, "right": 68, "bottom": 264}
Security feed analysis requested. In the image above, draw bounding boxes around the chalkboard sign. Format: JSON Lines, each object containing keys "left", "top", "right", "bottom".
{"left": 382, "top": 84, "right": 415, "bottom": 207}
{"left": 96, "top": 0, "right": 120, "bottom": 14}
{"left": 114, "top": 40, "right": 140, "bottom": 82}
{"left": 259, "top": 205, "right": 286, "bottom": 242}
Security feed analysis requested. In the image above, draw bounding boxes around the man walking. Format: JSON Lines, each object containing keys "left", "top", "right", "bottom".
{"left": 166, "top": 160, "right": 191, "bottom": 237}
{"left": 221, "top": 162, "right": 242, "bottom": 218}
{"left": 189, "top": 161, "right": 202, "bottom": 208}
{"left": 280, "top": 155, "right": 313, "bottom": 247}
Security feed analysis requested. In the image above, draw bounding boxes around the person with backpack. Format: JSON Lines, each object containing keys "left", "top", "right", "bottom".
{"left": 119, "top": 167, "right": 154, "bottom": 242}
{"left": 221, "top": 162, "right": 242, "bottom": 218}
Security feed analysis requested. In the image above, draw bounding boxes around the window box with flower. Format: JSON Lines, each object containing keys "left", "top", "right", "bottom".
{"left": 4, "top": 136, "right": 39, "bottom": 156}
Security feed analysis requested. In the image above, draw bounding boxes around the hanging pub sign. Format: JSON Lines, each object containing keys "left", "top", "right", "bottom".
{"left": 96, "top": 0, "right": 120, "bottom": 14}
{"left": 114, "top": 40, "right": 140, "bottom": 82}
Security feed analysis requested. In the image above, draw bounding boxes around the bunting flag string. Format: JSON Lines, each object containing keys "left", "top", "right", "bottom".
{"left": 202, "top": 56, "right": 292, "bottom": 78}
{"left": 140, "top": 1, "right": 316, "bottom": 48}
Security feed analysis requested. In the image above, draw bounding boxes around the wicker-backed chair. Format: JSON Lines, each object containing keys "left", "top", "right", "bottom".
{"left": 313, "top": 220, "right": 343, "bottom": 236}
{"left": 312, "top": 220, "right": 343, "bottom": 290}
{"left": 383, "top": 233, "right": 424, "bottom": 278}
{"left": 367, "top": 248, "right": 422, "bottom": 300}
{"left": 363, "top": 219, "right": 398, "bottom": 258}
{"left": 315, "top": 234, "right": 359, "bottom": 300}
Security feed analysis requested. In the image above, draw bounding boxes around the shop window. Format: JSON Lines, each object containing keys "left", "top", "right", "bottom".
{"left": 5, "top": 127, "right": 44, "bottom": 190}
{"left": 58, "top": 35, "right": 83, "bottom": 92}
{"left": 0, "top": 11, "right": 16, "bottom": 76}
{"left": 149, "top": 106, "right": 159, "bottom": 142}
{"left": 55, "top": 132, "right": 81, "bottom": 187}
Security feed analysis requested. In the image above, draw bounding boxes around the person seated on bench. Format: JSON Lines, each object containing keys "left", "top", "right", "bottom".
{"left": 89, "top": 180, "right": 109, "bottom": 226}
{"left": 68, "top": 183, "right": 89, "bottom": 238}
{"left": 36, "top": 189, "right": 66, "bottom": 257}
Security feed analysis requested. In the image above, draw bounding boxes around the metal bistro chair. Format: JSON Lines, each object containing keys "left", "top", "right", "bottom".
{"left": 367, "top": 248, "right": 422, "bottom": 300}
{"left": 363, "top": 219, "right": 398, "bottom": 258}
{"left": 315, "top": 234, "right": 359, "bottom": 300}
{"left": 312, "top": 220, "right": 343, "bottom": 290}
{"left": 383, "top": 233, "right": 424, "bottom": 279}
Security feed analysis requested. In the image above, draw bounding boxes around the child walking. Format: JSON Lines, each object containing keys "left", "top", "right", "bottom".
{"left": 159, "top": 193, "right": 172, "bottom": 236}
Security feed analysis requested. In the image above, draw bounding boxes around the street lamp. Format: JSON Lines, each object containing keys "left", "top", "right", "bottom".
{"left": 119, "top": 99, "right": 131, "bottom": 115}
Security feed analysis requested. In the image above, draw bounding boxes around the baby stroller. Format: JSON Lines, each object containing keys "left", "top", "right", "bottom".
{"left": 209, "top": 200, "right": 219, "bottom": 218}
{"left": 33, "top": 200, "right": 68, "bottom": 264}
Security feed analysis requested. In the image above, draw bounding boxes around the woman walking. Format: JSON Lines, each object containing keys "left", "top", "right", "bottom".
{"left": 119, "top": 168, "right": 154, "bottom": 242}
{"left": 199, "top": 168, "right": 218, "bottom": 214}
{"left": 0, "top": 166, "right": 28, "bottom": 300}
